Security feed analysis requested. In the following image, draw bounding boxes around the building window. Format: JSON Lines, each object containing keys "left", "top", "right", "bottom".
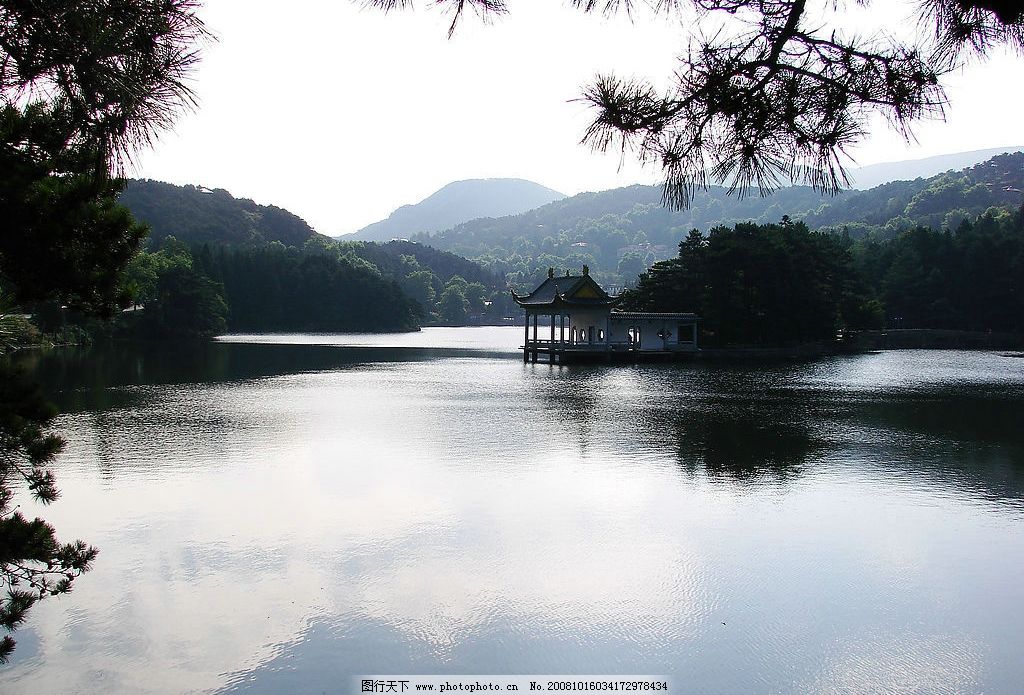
{"left": 598, "top": 329, "right": 605, "bottom": 341}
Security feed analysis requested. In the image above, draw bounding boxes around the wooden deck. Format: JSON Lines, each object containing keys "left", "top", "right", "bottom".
{"left": 521, "top": 339, "right": 698, "bottom": 364}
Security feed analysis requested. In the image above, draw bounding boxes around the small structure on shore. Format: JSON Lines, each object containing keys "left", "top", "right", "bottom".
{"left": 512, "top": 266, "right": 699, "bottom": 363}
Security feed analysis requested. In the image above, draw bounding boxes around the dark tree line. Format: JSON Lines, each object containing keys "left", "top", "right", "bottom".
{"left": 623, "top": 208, "right": 1024, "bottom": 346}
{"left": 116, "top": 235, "right": 512, "bottom": 339}
{"left": 622, "top": 219, "right": 870, "bottom": 345}
{"left": 193, "top": 243, "right": 420, "bottom": 332}
{"left": 856, "top": 209, "right": 1024, "bottom": 332}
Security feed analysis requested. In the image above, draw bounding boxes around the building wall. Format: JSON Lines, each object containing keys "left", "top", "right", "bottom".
{"left": 525, "top": 308, "right": 698, "bottom": 351}
{"left": 608, "top": 317, "right": 698, "bottom": 351}
{"left": 566, "top": 310, "right": 612, "bottom": 345}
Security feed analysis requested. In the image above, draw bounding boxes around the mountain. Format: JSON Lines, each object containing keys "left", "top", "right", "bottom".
{"left": 119, "top": 179, "right": 321, "bottom": 248}
{"left": 415, "top": 152, "right": 1024, "bottom": 290}
{"left": 848, "top": 146, "right": 1024, "bottom": 189}
{"left": 346, "top": 240, "right": 500, "bottom": 289}
{"left": 345, "top": 178, "right": 565, "bottom": 242}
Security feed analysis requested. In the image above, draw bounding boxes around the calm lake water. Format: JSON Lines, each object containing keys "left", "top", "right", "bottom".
{"left": 3, "top": 327, "right": 1023, "bottom": 694}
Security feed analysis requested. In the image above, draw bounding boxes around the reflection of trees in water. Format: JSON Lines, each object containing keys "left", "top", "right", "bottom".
{"left": 542, "top": 362, "right": 1024, "bottom": 505}
{"left": 841, "top": 388, "right": 1024, "bottom": 503}
{"left": 858, "top": 389, "right": 1024, "bottom": 449}
{"left": 672, "top": 413, "right": 819, "bottom": 481}
{"left": 638, "top": 395, "right": 822, "bottom": 484}
{"left": 531, "top": 362, "right": 824, "bottom": 483}
{"left": 15, "top": 343, "right": 449, "bottom": 413}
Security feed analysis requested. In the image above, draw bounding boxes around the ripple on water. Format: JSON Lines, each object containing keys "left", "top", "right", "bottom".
{"left": 2, "top": 342, "right": 1023, "bottom": 693}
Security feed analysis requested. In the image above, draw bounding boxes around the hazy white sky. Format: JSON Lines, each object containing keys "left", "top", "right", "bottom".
{"left": 133, "top": 1, "right": 1024, "bottom": 235}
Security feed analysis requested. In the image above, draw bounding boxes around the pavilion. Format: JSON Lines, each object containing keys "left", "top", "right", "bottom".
{"left": 511, "top": 266, "right": 699, "bottom": 363}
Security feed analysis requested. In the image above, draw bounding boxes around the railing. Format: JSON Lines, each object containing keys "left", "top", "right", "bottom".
{"left": 523, "top": 339, "right": 697, "bottom": 352}
{"left": 522, "top": 339, "right": 638, "bottom": 350}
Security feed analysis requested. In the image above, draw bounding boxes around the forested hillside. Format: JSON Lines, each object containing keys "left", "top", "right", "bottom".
{"left": 347, "top": 240, "right": 499, "bottom": 288}
{"left": 806, "top": 153, "right": 1024, "bottom": 233}
{"left": 623, "top": 208, "right": 1024, "bottom": 347}
{"left": 338, "top": 239, "right": 512, "bottom": 324}
{"left": 113, "top": 180, "right": 511, "bottom": 331}
{"left": 419, "top": 153, "right": 1024, "bottom": 290}
{"left": 847, "top": 147, "right": 1023, "bottom": 189}
{"left": 114, "top": 238, "right": 419, "bottom": 336}
{"left": 120, "top": 179, "right": 321, "bottom": 248}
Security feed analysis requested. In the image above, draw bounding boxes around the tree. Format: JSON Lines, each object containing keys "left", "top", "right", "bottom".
{"left": 130, "top": 261, "right": 229, "bottom": 339}
{"left": 401, "top": 269, "right": 439, "bottom": 317}
{"left": 371, "top": 0, "right": 1023, "bottom": 207}
{"left": 0, "top": 0, "right": 207, "bottom": 313}
{"left": 0, "top": 0, "right": 207, "bottom": 661}
{"left": 463, "top": 281, "right": 489, "bottom": 312}
{"left": 0, "top": 369, "right": 98, "bottom": 662}
{"left": 438, "top": 285, "right": 470, "bottom": 324}
{"left": 616, "top": 252, "right": 647, "bottom": 284}
{"left": 623, "top": 221, "right": 856, "bottom": 345}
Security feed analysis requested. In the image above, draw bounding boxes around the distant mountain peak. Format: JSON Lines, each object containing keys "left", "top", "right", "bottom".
{"left": 344, "top": 178, "right": 565, "bottom": 242}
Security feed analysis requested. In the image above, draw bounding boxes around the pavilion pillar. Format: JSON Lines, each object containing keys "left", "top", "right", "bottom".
{"left": 532, "top": 314, "right": 538, "bottom": 362}
{"left": 523, "top": 311, "right": 530, "bottom": 362}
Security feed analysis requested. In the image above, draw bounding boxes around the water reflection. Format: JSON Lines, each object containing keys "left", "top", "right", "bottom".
{"left": 670, "top": 415, "right": 818, "bottom": 480}
{"left": 2, "top": 335, "right": 1024, "bottom": 693}
{"left": 13, "top": 338, "right": 511, "bottom": 414}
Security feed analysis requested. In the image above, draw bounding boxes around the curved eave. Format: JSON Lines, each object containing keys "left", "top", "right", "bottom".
{"left": 515, "top": 296, "right": 619, "bottom": 311}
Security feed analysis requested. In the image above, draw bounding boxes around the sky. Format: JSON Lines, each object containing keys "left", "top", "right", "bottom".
{"left": 133, "top": 1, "right": 1024, "bottom": 236}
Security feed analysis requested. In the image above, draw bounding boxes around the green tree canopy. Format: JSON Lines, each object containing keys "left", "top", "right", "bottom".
{"left": 0, "top": 0, "right": 206, "bottom": 661}
{"left": 0, "top": 0, "right": 207, "bottom": 314}
{"left": 438, "top": 285, "right": 470, "bottom": 324}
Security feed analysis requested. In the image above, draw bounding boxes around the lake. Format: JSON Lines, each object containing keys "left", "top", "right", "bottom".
{"left": 3, "top": 327, "right": 1023, "bottom": 694}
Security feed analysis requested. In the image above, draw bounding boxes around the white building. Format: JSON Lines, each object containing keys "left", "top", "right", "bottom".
{"left": 512, "top": 266, "right": 699, "bottom": 363}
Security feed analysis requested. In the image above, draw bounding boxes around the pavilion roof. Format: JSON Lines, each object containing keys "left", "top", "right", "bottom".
{"left": 610, "top": 311, "right": 699, "bottom": 321}
{"left": 512, "top": 273, "right": 617, "bottom": 308}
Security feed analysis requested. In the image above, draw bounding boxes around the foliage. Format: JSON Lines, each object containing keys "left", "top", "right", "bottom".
{"left": 854, "top": 207, "right": 1024, "bottom": 331}
{"left": 116, "top": 237, "right": 508, "bottom": 334}
{"left": 623, "top": 220, "right": 867, "bottom": 345}
{"left": 109, "top": 177, "right": 513, "bottom": 324}
{"left": 119, "top": 180, "right": 321, "bottom": 249}
{"left": 0, "top": 0, "right": 206, "bottom": 660}
{"left": 126, "top": 263, "right": 228, "bottom": 340}
{"left": 418, "top": 152, "right": 1024, "bottom": 289}
{"left": 0, "top": 365, "right": 98, "bottom": 663}
{"left": 0, "top": 293, "right": 39, "bottom": 353}
{"left": 330, "top": 240, "right": 508, "bottom": 324}
{"left": 622, "top": 206, "right": 1024, "bottom": 345}
{"left": 0, "top": 1, "right": 207, "bottom": 314}
{"left": 0, "top": 0, "right": 205, "bottom": 168}
{"left": 437, "top": 285, "right": 470, "bottom": 325}
{"left": 0, "top": 106, "right": 149, "bottom": 315}
{"left": 372, "top": 0, "right": 1023, "bottom": 207}
{"left": 348, "top": 240, "right": 500, "bottom": 288}
{"left": 194, "top": 243, "right": 420, "bottom": 332}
